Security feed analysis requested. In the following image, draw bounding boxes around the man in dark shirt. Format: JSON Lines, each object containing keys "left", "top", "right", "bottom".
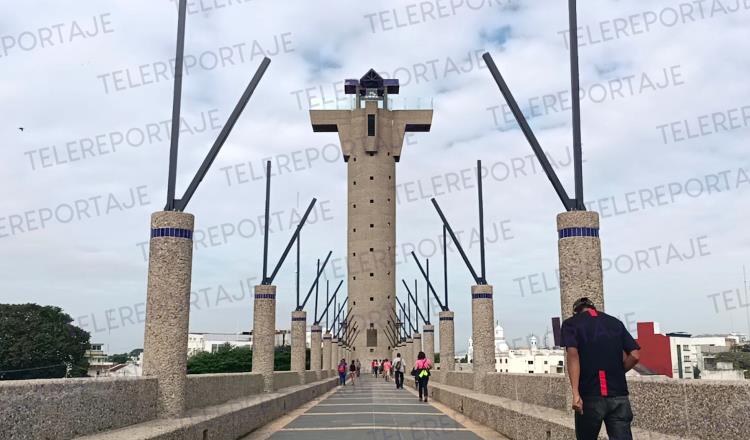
{"left": 561, "top": 297, "right": 641, "bottom": 440}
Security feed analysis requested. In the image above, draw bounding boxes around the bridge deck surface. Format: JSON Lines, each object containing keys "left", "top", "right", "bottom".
{"left": 251, "top": 374, "right": 488, "bottom": 440}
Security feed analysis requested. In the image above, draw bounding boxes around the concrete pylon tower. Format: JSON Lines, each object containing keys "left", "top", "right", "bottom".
{"left": 311, "top": 70, "right": 432, "bottom": 360}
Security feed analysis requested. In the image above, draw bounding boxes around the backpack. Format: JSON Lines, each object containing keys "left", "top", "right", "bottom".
{"left": 338, "top": 364, "right": 346, "bottom": 373}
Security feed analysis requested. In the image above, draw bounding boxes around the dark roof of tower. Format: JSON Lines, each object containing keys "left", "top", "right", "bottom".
{"left": 360, "top": 69, "right": 383, "bottom": 88}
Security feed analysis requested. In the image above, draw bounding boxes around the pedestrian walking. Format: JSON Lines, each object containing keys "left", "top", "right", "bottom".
{"left": 355, "top": 359, "right": 361, "bottom": 377}
{"left": 393, "top": 353, "right": 405, "bottom": 389}
{"left": 561, "top": 297, "right": 641, "bottom": 440}
{"left": 383, "top": 358, "right": 392, "bottom": 381}
{"left": 348, "top": 360, "right": 357, "bottom": 386}
{"left": 414, "top": 351, "right": 432, "bottom": 402}
{"left": 337, "top": 359, "right": 347, "bottom": 386}
{"left": 371, "top": 359, "right": 379, "bottom": 377}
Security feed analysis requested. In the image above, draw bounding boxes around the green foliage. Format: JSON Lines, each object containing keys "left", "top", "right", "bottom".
{"left": 434, "top": 352, "right": 440, "bottom": 363}
{"left": 716, "top": 350, "right": 750, "bottom": 378}
{"left": 187, "top": 343, "right": 252, "bottom": 374}
{"left": 186, "top": 344, "right": 302, "bottom": 374}
{"left": 129, "top": 348, "right": 143, "bottom": 358}
{"left": 274, "top": 346, "right": 291, "bottom": 371}
{"left": 0, "top": 303, "right": 90, "bottom": 380}
{"left": 108, "top": 353, "right": 131, "bottom": 364}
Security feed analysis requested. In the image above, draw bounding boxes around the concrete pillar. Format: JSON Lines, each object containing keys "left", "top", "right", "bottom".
{"left": 290, "top": 310, "right": 306, "bottom": 372}
{"left": 412, "top": 332, "right": 422, "bottom": 364}
{"left": 322, "top": 332, "right": 332, "bottom": 370}
{"left": 310, "top": 324, "right": 322, "bottom": 370}
{"left": 471, "top": 284, "right": 495, "bottom": 392}
{"left": 331, "top": 338, "right": 339, "bottom": 367}
{"left": 143, "top": 211, "right": 194, "bottom": 418}
{"left": 439, "top": 310, "right": 455, "bottom": 372}
{"left": 422, "top": 324, "right": 435, "bottom": 364}
{"left": 557, "top": 211, "right": 604, "bottom": 319}
{"left": 405, "top": 338, "right": 414, "bottom": 372}
{"left": 252, "top": 284, "right": 276, "bottom": 392}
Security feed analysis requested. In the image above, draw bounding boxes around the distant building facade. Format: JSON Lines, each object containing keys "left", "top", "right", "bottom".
{"left": 468, "top": 323, "right": 565, "bottom": 374}
{"left": 636, "top": 322, "right": 745, "bottom": 380}
{"left": 187, "top": 330, "right": 292, "bottom": 356}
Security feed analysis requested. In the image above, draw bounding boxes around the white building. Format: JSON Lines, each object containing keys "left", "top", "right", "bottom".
{"left": 187, "top": 330, "right": 293, "bottom": 357}
{"left": 188, "top": 332, "right": 252, "bottom": 356}
{"left": 84, "top": 343, "right": 114, "bottom": 376}
{"left": 467, "top": 323, "right": 565, "bottom": 374}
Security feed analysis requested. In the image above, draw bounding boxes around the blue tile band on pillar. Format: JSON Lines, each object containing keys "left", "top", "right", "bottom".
{"left": 291, "top": 317, "right": 306, "bottom": 321}
{"left": 558, "top": 227, "right": 599, "bottom": 239}
{"left": 472, "top": 293, "right": 493, "bottom": 299}
{"left": 414, "top": 336, "right": 421, "bottom": 339}
{"left": 439, "top": 316, "right": 454, "bottom": 321}
{"left": 323, "top": 336, "right": 331, "bottom": 340}
{"left": 151, "top": 228, "right": 194, "bottom": 240}
{"left": 311, "top": 328, "right": 322, "bottom": 333}
{"left": 255, "top": 293, "right": 275, "bottom": 299}
{"left": 423, "top": 329, "right": 434, "bottom": 333}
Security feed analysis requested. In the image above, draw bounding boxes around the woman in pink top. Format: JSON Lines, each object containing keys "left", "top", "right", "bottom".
{"left": 383, "top": 359, "right": 392, "bottom": 381}
{"left": 414, "top": 351, "right": 432, "bottom": 402}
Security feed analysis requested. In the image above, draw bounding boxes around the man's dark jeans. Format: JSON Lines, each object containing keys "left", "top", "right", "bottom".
{"left": 394, "top": 371, "right": 404, "bottom": 389}
{"left": 575, "top": 396, "right": 633, "bottom": 440}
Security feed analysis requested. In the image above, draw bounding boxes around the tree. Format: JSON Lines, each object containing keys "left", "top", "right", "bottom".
{"left": 108, "top": 353, "right": 131, "bottom": 364}
{"left": 129, "top": 348, "right": 143, "bottom": 358}
{"left": 434, "top": 352, "right": 441, "bottom": 363}
{"left": 187, "top": 343, "right": 252, "bottom": 374}
{"left": 0, "top": 304, "right": 90, "bottom": 380}
{"left": 716, "top": 350, "right": 750, "bottom": 379}
{"left": 186, "top": 345, "right": 301, "bottom": 374}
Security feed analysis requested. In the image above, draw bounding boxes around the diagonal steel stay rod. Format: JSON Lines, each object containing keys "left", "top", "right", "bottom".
{"left": 431, "top": 198, "right": 484, "bottom": 285}
{"left": 396, "top": 297, "right": 416, "bottom": 333}
{"left": 569, "top": 0, "right": 584, "bottom": 210}
{"left": 347, "top": 328, "right": 361, "bottom": 349}
{"left": 335, "top": 306, "right": 352, "bottom": 339}
{"left": 402, "top": 279, "right": 428, "bottom": 325}
{"left": 296, "top": 229, "right": 301, "bottom": 308}
{"left": 262, "top": 161, "right": 271, "bottom": 281}
{"left": 165, "top": 0, "right": 187, "bottom": 211}
{"left": 331, "top": 298, "right": 348, "bottom": 332}
{"left": 481, "top": 52, "right": 575, "bottom": 212}
{"left": 384, "top": 324, "right": 398, "bottom": 348}
{"left": 389, "top": 309, "right": 403, "bottom": 340}
{"left": 265, "top": 199, "right": 318, "bottom": 284}
{"left": 443, "top": 224, "right": 449, "bottom": 309}
{"left": 318, "top": 280, "right": 343, "bottom": 325}
{"left": 173, "top": 57, "right": 271, "bottom": 211}
{"left": 426, "top": 259, "right": 430, "bottom": 320}
{"left": 298, "top": 251, "right": 333, "bottom": 309}
{"left": 477, "top": 160, "right": 486, "bottom": 281}
{"left": 344, "top": 323, "right": 358, "bottom": 346}
{"left": 410, "top": 252, "right": 446, "bottom": 310}
{"left": 314, "top": 260, "right": 320, "bottom": 322}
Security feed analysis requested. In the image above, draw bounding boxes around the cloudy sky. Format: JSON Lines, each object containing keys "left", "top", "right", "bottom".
{"left": 1, "top": 0, "right": 749, "bottom": 354}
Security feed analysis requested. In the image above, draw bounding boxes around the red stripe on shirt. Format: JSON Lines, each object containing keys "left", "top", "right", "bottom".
{"left": 599, "top": 370, "right": 608, "bottom": 397}
{"left": 587, "top": 309, "right": 598, "bottom": 317}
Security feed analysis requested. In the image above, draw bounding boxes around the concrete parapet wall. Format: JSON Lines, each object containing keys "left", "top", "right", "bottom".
{"left": 428, "top": 371, "right": 750, "bottom": 440}
{"left": 77, "top": 376, "right": 338, "bottom": 440}
{"left": 442, "top": 371, "right": 475, "bottom": 390}
{"left": 0, "top": 376, "right": 158, "bottom": 440}
{"left": 273, "top": 371, "right": 302, "bottom": 390}
{"left": 185, "top": 373, "right": 264, "bottom": 410}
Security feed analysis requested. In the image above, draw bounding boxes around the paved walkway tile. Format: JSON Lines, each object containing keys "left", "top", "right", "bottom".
{"left": 267, "top": 375, "right": 484, "bottom": 440}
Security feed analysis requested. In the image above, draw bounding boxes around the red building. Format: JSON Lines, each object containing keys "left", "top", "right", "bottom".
{"left": 636, "top": 322, "right": 673, "bottom": 377}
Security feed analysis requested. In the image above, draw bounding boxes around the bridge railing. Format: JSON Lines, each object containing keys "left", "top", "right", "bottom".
{"left": 427, "top": 371, "right": 750, "bottom": 440}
